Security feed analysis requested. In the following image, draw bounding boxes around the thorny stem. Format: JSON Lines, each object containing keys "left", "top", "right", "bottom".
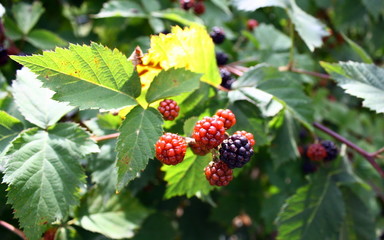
{"left": 313, "top": 122, "right": 384, "bottom": 178}
{"left": 0, "top": 220, "right": 26, "bottom": 240}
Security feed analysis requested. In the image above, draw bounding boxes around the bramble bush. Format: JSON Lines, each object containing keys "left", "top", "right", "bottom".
{"left": 0, "top": 0, "right": 384, "bottom": 239}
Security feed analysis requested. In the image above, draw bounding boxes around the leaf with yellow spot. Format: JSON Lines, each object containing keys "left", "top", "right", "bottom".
{"left": 11, "top": 42, "right": 141, "bottom": 110}
{"left": 137, "top": 25, "right": 221, "bottom": 90}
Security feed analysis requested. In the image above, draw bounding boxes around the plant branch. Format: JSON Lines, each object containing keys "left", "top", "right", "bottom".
{"left": 90, "top": 133, "right": 120, "bottom": 142}
{"left": 313, "top": 122, "right": 384, "bottom": 178}
{"left": 0, "top": 220, "right": 26, "bottom": 240}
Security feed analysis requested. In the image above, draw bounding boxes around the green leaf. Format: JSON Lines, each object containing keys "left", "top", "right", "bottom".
{"left": 361, "top": 0, "right": 384, "bottom": 19}
{"left": 0, "top": 111, "right": 23, "bottom": 154}
{"left": 254, "top": 24, "right": 291, "bottom": 51}
{"left": 270, "top": 111, "right": 299, "bottom": 167}
{"left": 89, "top": 140, "right": 118, "bottom": 199}
{"left": 229, "top": 101, "right": 268, "bottom": 146}
{"left": 146, "top": 68, "right": 201, "bottom": 103}
{"left": 74, "top": 189, "right": 151, "bottom": 239}
{"left": 11, "top": 43, "right": 140, "bottom": 110}
{"left": 276, "top": 171, "right": 345, "bottom": 240}
{"left": 93, "top": 1, "right": 147, "bottom": 18}
{"left": 116, "top": 106, "right": 163, "bottom": 189}
{"left": 339, "top": 185, "right": 376, "bottom": 240}
{"left": 56, "top": 226, "right": 82, "bottom": 240}
{"left": 2, "top": 16, "right": 23, "bottom": 41}
{"left": 321, "top": 61, "right": 384, "bottom": 114}
{"left": 233, "top": 0, "right": 329, "bottom": 51}
{"left": 162, "top": 149, "right": 214, "bottom": 198}
{"left": 12, "top": 2, "right": 44, "bottom": 34}
{"left": 342, "top": 34, "right": 373, "bottom": 64}
{"left": 11, "top": 68, "right": 74, "bottom": 129}
{"left": 27, "top": 29, "right": 68, "bottom": 50}
{"left": 3, "top": 123, "right": 99, "bottom": 240}
{"left": 151, "top": 9, "right": 204, "bottom": 26}
{"left": 258, "top": 78, "right": 314, "bottom": 129}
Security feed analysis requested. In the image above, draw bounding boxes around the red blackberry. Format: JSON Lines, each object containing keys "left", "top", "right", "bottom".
{"left": 246, "top": 19, "right": 259, "bottom": 31}
{"left": 189, "top": 141, "right": 211, "bottom": 156}
{"left": 180, "top": 0, "right": 195, "bottom": 10}
{"left": 219, "top": 134, "right": 254, "bottom": 169}
{"left": 214, "top": 109, "right": 236, "bottom": 130}
{"left": 155, "top": 133, "right": 187, "bottom": 165}
{"left": 192, "top": 117, "right": 225, "bottom": 150}
{"left": 215, "top": 52, "right": 229, "bottom": 65}
{"left": 321, "top": 140, "right": 339, "bottom": 161}
{"left": 210, "top": 27, "right": 226, "bottom": 44}
{"left": 204, "top": 161, "right": 233, "bottom": 186}
{"left": 233, "top": 130, "right": 255, "bottom": 147}
{"left": 306, "top": 143, "right": 327, "bottom": 161}
{"left": 193, "top": 1, "right": 205, "bottom": 15}
{"left": 158, "top": 99, "right": 180, "bottom": 121}
{"left": 220, "top": 68, "right": 235, "bottom": 90}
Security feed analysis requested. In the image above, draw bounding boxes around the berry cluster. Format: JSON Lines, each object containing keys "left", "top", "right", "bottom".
{"left": 179, "top": 0, "right": 205, "bottom": 15}
{"left": 155, "top": 105, "right": 255, "bottom": 187}
{"left": 300, "top": 140, "right": 339, "bottom": 174}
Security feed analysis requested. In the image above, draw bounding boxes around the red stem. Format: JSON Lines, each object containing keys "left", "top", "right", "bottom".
{"left": 90, "top": 133, "right": 120, "bottom": 142}
{"left": 0, "top": 220, "right": 26, "bottom": 240}
{"left": 290, "top": 68, "right": 331, "bottom": 79}
{"left": 313, "top": 122, "right": 384, "bottom": 178}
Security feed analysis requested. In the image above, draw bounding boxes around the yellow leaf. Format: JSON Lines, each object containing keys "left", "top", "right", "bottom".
{"left": 137, "top": 25, "right": 221, "bottom": 90}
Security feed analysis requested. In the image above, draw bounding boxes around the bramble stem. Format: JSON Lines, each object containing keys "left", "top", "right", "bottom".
{"left": 90, "top": 133, "right": 120, "bottom": 142}
{"left": 289, "top": 68, "right": 331, "bottom": 79}
{"left": 0, "top": 220, "right": 26, "bottom": 240}
{"left": 313, "top": 122, "right": 384, "bottom": 178}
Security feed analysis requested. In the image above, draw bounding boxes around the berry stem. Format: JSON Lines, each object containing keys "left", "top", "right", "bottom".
{"left": 90, "top": 133, "right": 120, "bottom": 142}
{"left": 0, "top": 220, "right": 27, "bottom": 240}
{"left": 313, "top": 122, "right": 384, "bottom": 178}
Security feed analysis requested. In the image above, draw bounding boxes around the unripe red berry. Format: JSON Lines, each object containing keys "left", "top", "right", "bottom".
{"left": 193, "top": 2, "right": 205, "bottom": 15}
{"left": 180, "top": 0, "right": 195, "bottom": 10}
{"left": 214, "top": 109, "right": 236, "bottom": 130}
{"left": 247, "top": 19, "right": 259, "bottom": 31}
{"left": 307, "top": 143, "right": 327, "bottom": 161}
{"left": 158, "top": 99, "right": 180, "bottom": 121}
{"left": 192, "top": 117, "right": 226, "bottom": 150}
{"left": 204, "top": 161, "right": 233, "bottom": 186}
{"left": 155, "top": 133, "right": 187, "bottom": 165}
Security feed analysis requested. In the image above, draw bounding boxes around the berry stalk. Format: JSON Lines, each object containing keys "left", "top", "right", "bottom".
{"left": 0, "top": 220, "right": 26, "bottom": 240}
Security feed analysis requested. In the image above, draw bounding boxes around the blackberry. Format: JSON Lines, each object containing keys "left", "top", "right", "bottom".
{"left": 321, "top": 140, "right": 338, "bottom": 161}
{"left": 193, "top": 2, "right": 205, "bottom": 15}
{"left": 306, "top": 143, "right": 327, "bottom": 161}
{"left": 180, "top": 0, "right": 195, "bottom": 10}
{"left": 204, "top": 161, "right": 233, "bottom": 186}
{"left": 234, "top": 130, "right": 255, "bottom": 147}
{"left": 210, "top": 27, "right": 226, "bottom": 44}
{"left": 219, "top": 134, "right": 254, "bottom": 169}
{"left": 0, "top": 47, "right": 9, "bottom": 66}
{"left": 220, "top": 68, "right": 235, "bottom": 90}
{"left": 155, "top": 133, "right": 187, "bottom": 165}
{"left": 216, "top": 52, "right": 228, "bottom": 65}
{"left": 214, "top": 109, "right": 236, "bottom": 130}
{"left": 158, "top": 99, "right": 180, "bottom": 121}
{"left": 192, "top": 117, "right": 226, "bottom": 150}
{"left": 302, "top": 160, "right": 317, "bottom": 174}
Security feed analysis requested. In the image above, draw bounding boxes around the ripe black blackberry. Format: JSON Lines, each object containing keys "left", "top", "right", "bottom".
{"left": 219, "top": 68, "right": 235, "bottom": 90}
{"left": 210, "top": 27, "right": 226, "bottom": 44}
{"left": 0, "top": 47, "right": 9, "bottom": 66}
{"left": 321, "top": 140, "right": 339, "bottom": 161}
{"left": 215, "top": 52, "right": 228, "bottom": 66}
{"left": 219, "top": 134, "right": 254, "bottom": 169}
